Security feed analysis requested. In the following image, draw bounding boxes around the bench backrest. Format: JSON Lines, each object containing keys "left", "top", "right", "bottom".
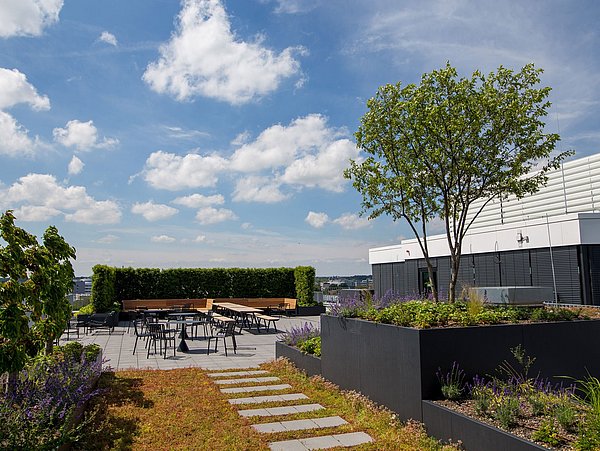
{"left": 122, "top": 298, "right": 209, "bottom": 311}
{"left": 207, "top": 297, "right": 297, "bottom": 311}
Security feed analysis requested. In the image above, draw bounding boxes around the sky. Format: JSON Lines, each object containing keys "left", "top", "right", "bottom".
{"left": 0, "top": 0, "right": 599, "bottom": 276}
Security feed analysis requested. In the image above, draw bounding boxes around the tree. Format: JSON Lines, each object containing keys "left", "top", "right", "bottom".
{"left": 0, "top": 210, "right": 76, "bottom": 374}
{"left": 345, "top": 63, "right": 571, "bottom": 303}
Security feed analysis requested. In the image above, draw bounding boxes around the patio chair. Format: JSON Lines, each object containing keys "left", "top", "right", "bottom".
{"left": 132, "top": 318, "right": 153, "bottom": 355}
{"left": 146, "top": 323, "right": 177, "bottom": 359}
{"left": 207, "top": 321, "right": 237, "bottom": 356}
{"left": 87, "top": 311, "right": 119, "bottom": 334}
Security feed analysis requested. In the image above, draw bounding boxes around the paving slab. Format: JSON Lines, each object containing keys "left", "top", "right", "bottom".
{"left": 268, "top": 432, "right": 374, "bottom": 450}
{"left": 239, "top": 403, "right": 323, "bottom": 417}
{"left": 214, "top": 376, "right": 280, "bottom": 385}
{"left": 207, "top": 370, "right": 268, "bottom": 377}
{"left": 228, "top": 393, "right": 308, "bottom": 405}
{"left": 253, "top": 416, "right": 347, "bottom": 433}
{"left": 221, "top": 383, "right": 291, "bottom": 394}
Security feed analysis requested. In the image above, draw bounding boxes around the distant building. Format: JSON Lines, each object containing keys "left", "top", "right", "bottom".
{"left": 370, "top": 152, "right": 600, "bottom": 305}
{"left": 69, "top": 276, "right": 92, "bottom": 307}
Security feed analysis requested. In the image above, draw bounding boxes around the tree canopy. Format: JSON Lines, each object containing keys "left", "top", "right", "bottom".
{"left": 0, "top": 210, "right": 76, "bottom": 373}
{"left": 346, "top": 63, "right": 571, "bottom": 302}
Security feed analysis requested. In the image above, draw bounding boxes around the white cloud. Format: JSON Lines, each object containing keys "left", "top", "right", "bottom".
{"left": 305, "top": 211, "right": 329, "bottom": 228}
{"left": 0, "top": 111, "right": 36, "bottom": 156}
{"left": 96, "top": 234, "right": 119, "bottom": 244}
{"left": 333, "top": 213, "right": 370, "bottom": 230}
{"left": 269, "top": 0, "right": 318, "bottom": 14}
{"left": 280, "top": 138, "right": 359, "bottom": 192}
{"left": 14, "top": 205, "right": 61, "bottom": 222}
{"left": 232, "top": 176, "right": 288, "bottom": 203}
{"left": 151, "top": 235, "right": 176, "bottom": 243}
{"left": 241, "top": 222, "right": 252, "bottom": 230}
{"left": 142, "top": 150, "right": 228, "bottom": 190}
{"left": 0, "top": 0, "right": 63, "bottom": 38}
{"left": 172, "top": 193, "right": 224, "bottom": 208}
{"left": 99, "top": 31, "right": 117, "bottom": 46}
{"left": 193, "top": 234, "right": 206, "bottom": 243}
{"left": 0, "top": 68, "right": 50, "bottom": 111}
{"left": 230, "top": 114, "right": 334, "bottom": 172}
{"left": 131, "top": 201, "right": 178, "bottom": 221}
{"left": 68, "top": 156, "right": 84, "bottom": 175}
{"left": 143, "top": 0, "right": 304, "bottom": 104}
{"left": 231, "top": 131, "right": 251, "bottom": 146}
{"left": 53, "top": 120, "right": 118, "bottom": 151}
{"left": 4, "top": 173, "right": 121, "bottom": 224}
{"left": 195, "top": 206, "right": 237, "bottom": 225}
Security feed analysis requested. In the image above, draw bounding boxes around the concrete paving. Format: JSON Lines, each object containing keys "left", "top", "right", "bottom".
{"left": 61, "top": 315, "right": 320, "bottom": 371}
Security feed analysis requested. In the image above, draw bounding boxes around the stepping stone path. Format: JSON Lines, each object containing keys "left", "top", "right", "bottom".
{"left": 208, "top": 367, "right": 374, "bottom": 450}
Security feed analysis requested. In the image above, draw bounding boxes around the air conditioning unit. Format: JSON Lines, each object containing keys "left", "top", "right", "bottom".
{"left": 469, "top": 286, "right": 554, "bottom": 306}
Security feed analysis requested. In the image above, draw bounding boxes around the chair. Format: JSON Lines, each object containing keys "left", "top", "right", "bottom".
{"left": 63, "top": 316, "right": 79, "bottom": 340}
{"left": 75, "top": 314, "right": 91, "bottom": 335}
{"left": 207, "top": 321, "right": 237, "bottom": 356}
{"left": 132, "top": 318, "right": 153, "bottom": 355}
{"left": 87, "top": 311, "right": 118, "bottom": 334}
{"left": 146, "top": 323, "right": 177, "bottom": 359}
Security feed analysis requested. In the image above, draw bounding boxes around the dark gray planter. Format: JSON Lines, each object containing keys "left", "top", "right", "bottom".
{"left": 276, "top": 341, "right": 321, "bottom": 376}
{"left": 320, "top": 314, "right": 600, "bottom": 422}
{"left": 295, "top": 305, "right": 326, "bottom": 316}
{"left": 422, "top": 401, "right": 546, "bottom": 451}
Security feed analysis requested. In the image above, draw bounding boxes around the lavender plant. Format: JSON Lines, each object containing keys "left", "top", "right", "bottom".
{"left": 278, "top": 322, "right": 320, "bottom": 347}
{"left": 437, "top": 362, "right": 465, "bottom": 400}
{"left": 0, "top": 343, "right": 103, "bottom": 450}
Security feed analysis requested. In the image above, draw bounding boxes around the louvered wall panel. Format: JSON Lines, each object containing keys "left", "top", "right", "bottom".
{"left": 501, "top": 251, "right": 531, "bottom": 286}
{"left": 405, "top": 260, "right": 419, "bottom": 296}
{"left": 372, "top": 264, "right": 383, "bottom": 298}
{"left": 530, "top": 249, "right": 556, "bottom": 291}
{"left": 474, "top": 253, "right": 501, "bottom": 286}
{"left": 392, "top": 263, "right": 405, "bottom": 296}
{"left": 437, "top": 257, "right": 451, "bottom": 299}
{"left": 551, "top": 247, "right": 581, "bottom": 304}
{"left": 588, "top": 246, "right": 600, "bottom": 304}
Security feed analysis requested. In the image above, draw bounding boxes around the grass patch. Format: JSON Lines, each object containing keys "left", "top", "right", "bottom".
{"left": 78, "top": 361, "right": 457, "bottom": 450}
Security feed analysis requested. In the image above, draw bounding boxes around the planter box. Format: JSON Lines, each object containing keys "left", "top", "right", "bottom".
{"left": 422, "top": 401, "right": 546, "bottom": 451}
{"left": 295, "top": 305, "right": 326, "bottom": 316}
{"left": 276, "top": 341, "right": 321, "bottom": 377}
{"left": 321, "top": 315, "right": 600, "bottom": 422}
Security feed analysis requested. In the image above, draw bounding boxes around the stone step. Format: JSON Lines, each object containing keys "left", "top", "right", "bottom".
{"left": 238, "top": 403, "right": 324, "bottom": 417}
{"left": 214, "top": 376, "right": 280, "bottom": 385}
{"left": 269, "top": 431, "right": 374, "bottom": 450}
{"left": 252, "top": 415, "right": 347, "bottom": 433}
{"left": 208, "top": 370, "right": 268, "bottom": 377}
{"left": 221, "top": 384, "right": 291, "bottom": 394}
{"left": 228, "top": 393, "right": 309, "bottom": 405}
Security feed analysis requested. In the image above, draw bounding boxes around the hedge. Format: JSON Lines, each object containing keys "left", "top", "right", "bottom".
{"left": 91, "top": 266, "right": 315, "bottom": 312}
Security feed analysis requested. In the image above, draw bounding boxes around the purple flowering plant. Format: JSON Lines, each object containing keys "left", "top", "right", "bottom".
{"left": 0, "top": 342, "right": 103, "bottom": 450}
{"left": 279, "top": 322, "right": 319, "bottom": 347}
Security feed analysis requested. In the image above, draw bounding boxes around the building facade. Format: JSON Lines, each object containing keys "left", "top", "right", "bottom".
{"left": 369, "top": 153, "right": 600, "bottom": 305}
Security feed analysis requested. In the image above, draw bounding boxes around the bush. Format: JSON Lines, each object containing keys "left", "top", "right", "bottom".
{"left": 294, "top": 266, "right": 316, "bottom": 306}
{"left": 298, "top": 336, "right": 321, "bottom": 357}
{"left": 278, "top": 322, "right": 321, "bottom": 356}
{"left": 77, "top": 302, "right": 95, "bottom": 315}
{"left": 0, "top": 343, "right": 102, "bottom": 450}
{"left": 91, "top": 265, "right": 116, "bottom": 313}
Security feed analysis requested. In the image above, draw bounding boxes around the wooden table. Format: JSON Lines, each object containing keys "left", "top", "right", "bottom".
{"left": 212, "top": 302, "right": 263, "bottom": 331}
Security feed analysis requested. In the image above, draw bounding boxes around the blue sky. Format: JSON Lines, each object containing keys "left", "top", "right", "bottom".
{"left": 1, "top": 0, "right": 599, "bottom": 276}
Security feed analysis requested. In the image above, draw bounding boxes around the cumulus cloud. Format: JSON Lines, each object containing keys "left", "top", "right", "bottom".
{"left": 142, "top": 150, "right": 228, "bottom": 190}
{"left": 68, "top": 156, "right": 84, "bottom": 175}
{"left": 195, "top": 206, "right": 237, "bottom": 225}
{"left": 172, "top": 193, "right": 224, "bottom": 208}
{"left": 143, "top": 0, "right": 304, "bottom": 104}
{"left": 151, "top": 235, "right": 176, "bottom": 243}
{"left": 0, "top": 111, "right": 37, "bottom": 156}
{"left": 0, "top": 68, "right": 50, "bottom": 111}
{"left": 305, "top": 211, "right": 329, "bottom": 228}
{"left": 232, "top": 176, "right": 288, "bottom": 203}
{"left": 0, "top": 0, "right": 63, "bottom": 38}
{"left": 4, "top": 173, "right": 121, "bottom": 224}
{"left": 99, "top": 31, "right": 117, "bottom": 46}
{"left": 96, "top": 234, "right": 119, "bottom": 244}
{"left": 333, "top": 213, "right": 370, "bottom": 230}
{"left": 193, "top": 234, "right": 206, "bottom": 243}
{"left": 131, "top": 201, "right": 178, "bottom": 221}
{"left": 53, "top": 120, "right": 118, "bottom": 151}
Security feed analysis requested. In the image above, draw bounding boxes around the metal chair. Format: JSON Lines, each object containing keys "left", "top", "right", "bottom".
{"left": 146, "top": 323, "right": 177, "bottom": 359}
{"left": 132, "top": 318, "right": 153, "bottom": 355}
{"left": 207, "top": 321, "right": 237, "bottom": 356}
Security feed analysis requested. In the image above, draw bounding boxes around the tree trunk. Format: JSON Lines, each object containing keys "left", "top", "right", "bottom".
{"left": 448, "top": 251, "right": 461, "bottom": 303}
{"left": 426, "top": 259, "right": 438, "bottom": 301}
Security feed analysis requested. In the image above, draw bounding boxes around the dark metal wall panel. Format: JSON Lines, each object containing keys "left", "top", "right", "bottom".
{"left": 551, "top": 247, "right": 581, "bottom": 304}
{"left": 392, "top": 263, "right": 406, "bottom": 296}
{"left": 474, "top": 253, "right": 501, "bottom": 287}
{"left": 530, "top": 249, "right": 554, "bottom": 289}
{"left": 587, "top": 245, "right": 600, "bottom": 305}
{"left": 436, "top": 257, "right": 451, "bottom": 299}
{"left": 501, "top": 251, "right": 531, "bottom": 286}
{"left": 405, "top": 259, "right": 419, "bottom": 296}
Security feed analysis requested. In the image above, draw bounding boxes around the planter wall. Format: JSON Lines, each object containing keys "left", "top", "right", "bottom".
{"left": 320, "top": 315, "right": 600, "bottom": 422}
{"left": 422, "top": 401, "right": 546, "bottom": 451}
{"left": 276, "top": 342, "right": 321, "bottom": 377}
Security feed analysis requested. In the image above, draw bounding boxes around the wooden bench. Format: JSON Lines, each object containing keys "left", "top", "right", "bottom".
{"left": 208, "top": 298, "right": 297, "bottom": 315}
{"left": 255, "top": 314, "right": 279, "bottom": 332}
{"left": 122, "top": 298, "right": 212, "bottom": 312}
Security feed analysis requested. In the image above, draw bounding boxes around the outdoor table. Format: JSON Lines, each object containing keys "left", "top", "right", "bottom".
{"left": 212, "top": 302, "right": 263, "bottom": 331}
{"left": 167, "top": 319, "right": 203, "bottom": 352}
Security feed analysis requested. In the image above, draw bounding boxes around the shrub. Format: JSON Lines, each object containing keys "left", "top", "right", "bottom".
{"left": 493, "top": 395, "right": 521, "bottom": 429}
{"left": 278, "top": 322, "right": 321, "bottom": 356}
{"left": 91, "top": 264, "right": 116, "bottom": 313}
{"left": 532, "top": 418, "right": 562, "bottom": 447}
{"left": 294, "top": 266, "right": 316, "bottom": 306}
{"left": 554, "top": 396, "right": 578, "bottom": 432}
{"left": 437, "top": 362, "right": 465, "bottom": 400}
{"left": 298, "top": 336, "right": 321, "bottom": 357}
{"left": 77, "top": 302, "right": 95, "bottom": 315}
{"left": 0, "top": 343, "right": 102, "bottom": 450}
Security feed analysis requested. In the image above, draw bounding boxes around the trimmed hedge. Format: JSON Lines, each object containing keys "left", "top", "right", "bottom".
{"left": 295, "top": 266, "right": 316, "bottom": 306}
{"left": 92, "top": 266, "right": 314, "bottom": 311}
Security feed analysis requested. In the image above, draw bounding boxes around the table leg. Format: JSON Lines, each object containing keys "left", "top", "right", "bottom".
{"left": 178, "top": 324, "right": 189, "bottom": 352}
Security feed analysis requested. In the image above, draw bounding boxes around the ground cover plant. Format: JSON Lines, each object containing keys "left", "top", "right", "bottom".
{"left": 80, "top": 360, "right": 458, "bottom": 450}
{"left": 330, "top": 290, "right": 598, "bottom": 328}
{"left": 436, "top": 346, "right": 600, "bottom": 449}
{"left": 0, "top": 342, "right": 102, "bottom": 450}
{"left": 278, "top": 322, "right": 321, "bottom": 356}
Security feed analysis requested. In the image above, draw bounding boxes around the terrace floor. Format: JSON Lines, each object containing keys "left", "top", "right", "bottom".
{"left": 60, "top": 315, "right": 319, "bottom": 371}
